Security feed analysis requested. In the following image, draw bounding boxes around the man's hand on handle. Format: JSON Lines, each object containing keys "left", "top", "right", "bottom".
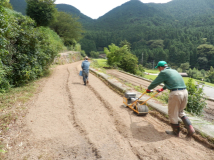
{"left": 146, "top": 89, "right": 152, "bottom": 93}
{"left": 156, "top": 88, "right": 164, "bottom": 93}
{"left": 147, "top": 88, "right": 164, "bottom": 93}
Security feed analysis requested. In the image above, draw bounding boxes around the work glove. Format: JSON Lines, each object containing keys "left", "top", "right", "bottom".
{"left": 157, "top": 88, "right": 164, "bottom": 93}
{"left": 146, "top": 89, "right": 152, "bottom": 93}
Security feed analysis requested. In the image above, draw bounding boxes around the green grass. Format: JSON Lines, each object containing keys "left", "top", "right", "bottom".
{"left": 144, "top": 75, "right": 157, "bottom": 80}
{"left": 145, "top": 69, "right": 159, "bottom": 74}
{"left": 93, "top": 59, "right": 109, "bottom": 67}
{"left": 183, "top": 77, "right": 194, "bottom": 84}
{"left": 144, "top": 75, "right": 197, "bottom": 85}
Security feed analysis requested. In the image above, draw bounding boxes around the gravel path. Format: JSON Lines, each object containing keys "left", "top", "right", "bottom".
{"left": 4, "top": 62, "right": 214, "bottom": 159}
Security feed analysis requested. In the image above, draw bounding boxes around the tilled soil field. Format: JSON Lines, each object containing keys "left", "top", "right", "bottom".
{"left": 106, "top": 69, "right": 214, "bottom": 123}
{"left": 2, "top": 62, "right": 214, "bottom": 160}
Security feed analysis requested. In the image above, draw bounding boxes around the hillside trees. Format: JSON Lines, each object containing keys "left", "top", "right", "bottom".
{"left": 26, "top": 0, "right": 57, "bottom": 26}
{"left": 90, "top": 51, "right": 99, "bottom": 58}
{"left": 197, "top": 44, "right": 214, "bottom": 70}
{"left": 80, "top": 38, "right": 97, "bottom": 55}
{"left": 50, "top": 12, "right": 84, "bottom": 47}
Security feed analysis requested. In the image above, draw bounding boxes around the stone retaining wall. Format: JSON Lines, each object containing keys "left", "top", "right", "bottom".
{"left": 54, "top": 51, "right": 83, "bottom": 64}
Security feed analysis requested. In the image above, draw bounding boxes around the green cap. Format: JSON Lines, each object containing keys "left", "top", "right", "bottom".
{"left": 155, "top": 61, "right": 168, "bottom": 68}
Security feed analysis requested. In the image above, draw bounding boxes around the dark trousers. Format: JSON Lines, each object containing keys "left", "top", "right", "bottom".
{"left": 82, "top": 70, "right": 89, "bottom": 84}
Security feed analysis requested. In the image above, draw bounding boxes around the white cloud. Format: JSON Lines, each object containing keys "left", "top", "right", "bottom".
{"left": 55, "top": 0, "right": 172, "bottom": 19}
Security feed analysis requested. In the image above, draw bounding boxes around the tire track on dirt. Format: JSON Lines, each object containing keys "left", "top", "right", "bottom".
{"left": 66, "top": 68, "right": 102, "bottom": 159}
{"left": 87, "top": 81, "right": 145, "bottom": 160}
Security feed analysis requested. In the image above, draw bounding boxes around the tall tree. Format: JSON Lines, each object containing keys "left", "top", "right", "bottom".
{"left": 2, "top": 0, "right": 13, "bottom": 9}
{"left": 26, "top": 0, "right": 57, "bottom": 27}
{"left": 50, "top": 12, "right": 84, "bottom": 46}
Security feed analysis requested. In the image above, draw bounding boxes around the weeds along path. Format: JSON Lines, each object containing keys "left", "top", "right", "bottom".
{"left": 4, "top": 62, "right": 214, "bottom": 159}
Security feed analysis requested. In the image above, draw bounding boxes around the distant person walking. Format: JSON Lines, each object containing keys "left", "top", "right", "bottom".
{"left": 81, "top": 56, "right": 90, "bottom": 85}
{"left": 146, "top": 61, "right": 195, "bottom": 137}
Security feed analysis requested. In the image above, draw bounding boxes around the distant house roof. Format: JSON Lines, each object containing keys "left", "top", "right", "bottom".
{"left": 179, "top": 73, "right": 188, "bottom": 77}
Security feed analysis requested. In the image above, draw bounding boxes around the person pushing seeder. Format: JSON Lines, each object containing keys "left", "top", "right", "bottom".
{"left": 146, "top": 61, "right": 195, "bottom": 137}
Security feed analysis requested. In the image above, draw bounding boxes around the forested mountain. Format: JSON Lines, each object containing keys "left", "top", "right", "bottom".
{"left": 9, "top": 0, "right": 214, "bottom": 70}
{"left": 9, "top": 0, "right": 93, "bottom": 27}
{"left": 80, "top": 0, "right": 174, "bottom": 53}
{"left": 55, "top": 4, "right": 94, "bottom": 27}
{"left": 95, "top": 0, "right": 173, "bottom": 31}
{"left": 149, "top": 0, "right": 214, "bottom": 20}
{"left": 10, "top": 0, "right": 27, "bottom": 15}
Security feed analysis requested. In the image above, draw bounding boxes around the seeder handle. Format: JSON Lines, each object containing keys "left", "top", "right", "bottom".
{"left": 140, "top": 92, "right": 159, "bottom": 106}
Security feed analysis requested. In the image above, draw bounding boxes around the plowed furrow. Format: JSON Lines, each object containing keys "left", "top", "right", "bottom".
{"left": 66, "top": 68, "right": 102, "bottom": 159}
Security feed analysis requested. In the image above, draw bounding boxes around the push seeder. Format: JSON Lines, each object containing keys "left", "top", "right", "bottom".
{"left": 123, "top": 91, "right": 159, "bottom": 116}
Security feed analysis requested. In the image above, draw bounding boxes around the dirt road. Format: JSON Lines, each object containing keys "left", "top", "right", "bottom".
{"left": 4, "top": 62, "right": 214, "bottom": 159}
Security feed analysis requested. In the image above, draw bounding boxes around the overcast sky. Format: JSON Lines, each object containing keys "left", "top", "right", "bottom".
{"left": 55, "top": 0, "right": 172, "bottom": 19}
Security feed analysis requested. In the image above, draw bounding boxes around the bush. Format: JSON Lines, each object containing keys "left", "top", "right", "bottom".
{"left": 80, "top": 50, "right": 86, "bottom": 58}
{"left": 136, "top": 64, "right": 145, "bottom": 77}
{"left": 185, "top": 78, "right": 206, "bottom": 115}
{"left": 74, "top": 43, "right": 81, "bottom": 51}
{"left": 157, "top": 90, "right": 170, "bottom": 104}
{"left": 187, "top": 68, "right": 203, "bottom": 80}
{"left": 206, "top": 66, "right": 214, "bottom": 83}
{"left": 0, "top": 3, "right": 11, "bottom": 91}
{"left": 104, "top": 43, "right": 139, "bottom": 74}
{"left": 0, "top": 8, "right": 64, "bottom": 91}
{"left": 0, "top": 60, "right": 10, "bottom": 92}
{"left": 118, "top": 53, "right": 138, "bottom": 74}
{"left": 177, "top": 68, "right": 182, "bottom": 73}
{"left": 90, "top": 51, "right": 99, "bottom": 58}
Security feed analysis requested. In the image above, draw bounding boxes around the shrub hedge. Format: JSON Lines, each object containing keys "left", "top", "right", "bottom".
{"left": 0, "top": 6, "right": 64, "bottom": 92}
